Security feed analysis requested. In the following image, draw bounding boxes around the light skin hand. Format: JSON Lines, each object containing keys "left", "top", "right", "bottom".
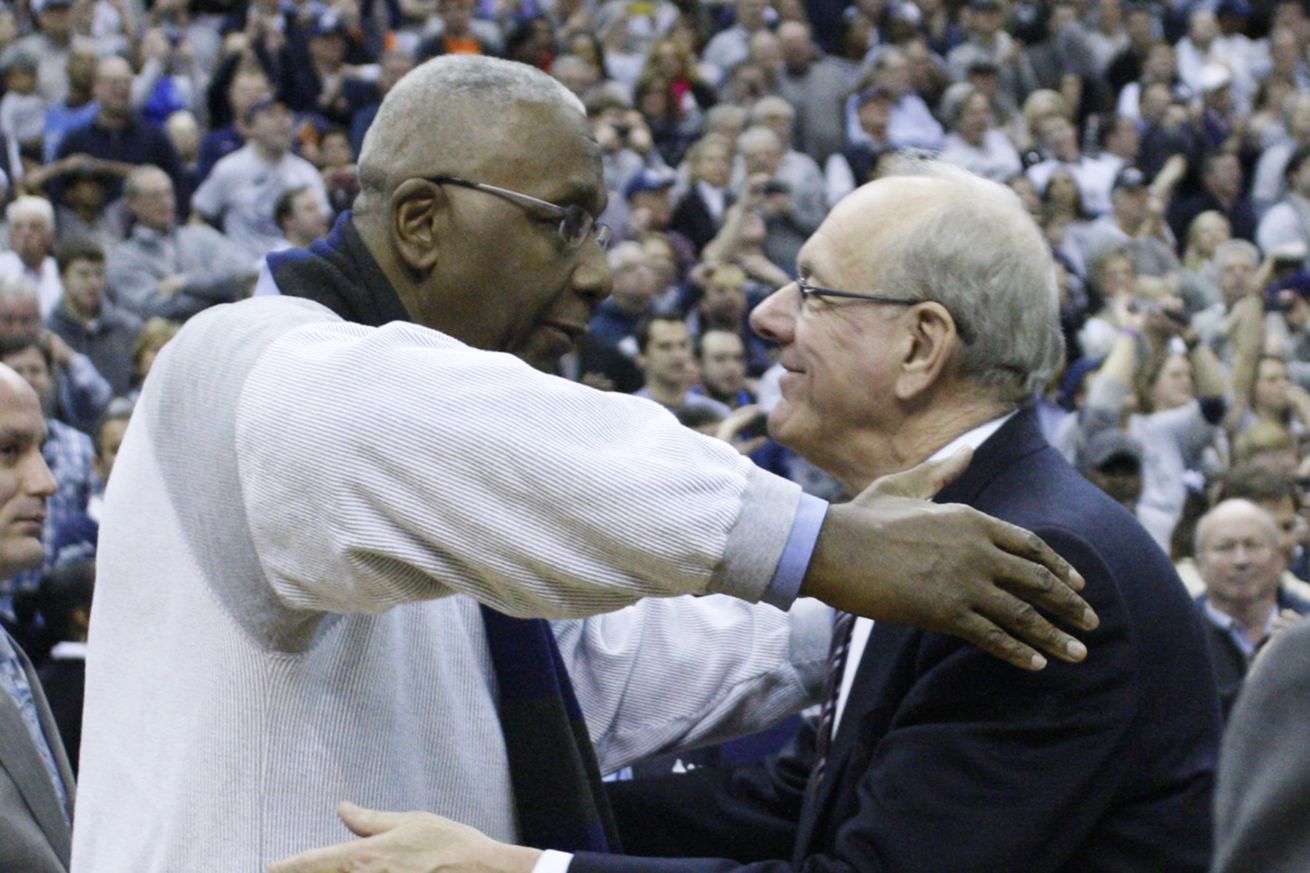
{"left": 714, "top": 404, "right": 769, "bottom": 455}
{"left": 799, "top": 448, "right": 1096, "bottom": 672}
{"left": 266, "top": 802, "right": 540, "bottom": 873}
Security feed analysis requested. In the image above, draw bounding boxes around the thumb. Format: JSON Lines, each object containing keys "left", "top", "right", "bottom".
{"left": 855, "top": 446, "right": 973, "bottom": 502}
{"left": 337, "top": 801, "right": 410, "bottom": 838}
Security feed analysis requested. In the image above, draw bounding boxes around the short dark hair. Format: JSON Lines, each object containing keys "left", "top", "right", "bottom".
{"left": 695, "top": 327, "right": 744, "bottom": 360}
{"left": 0, "top": 333, "right": 52, "bottom": 371}
{"left": 635, "top": 313, "right": 687, "bottom": 355}
{"left": 36, "top": 558, "right": 95, "bottom": 641}
{"left": 55, "top": 236, "right": 105, "bottom": 275}
{"left": 274, "top": 186, "right": 314, "bottom": 232}
{"left": 1214, "top": 464, "right": 1300, "bottom": 508}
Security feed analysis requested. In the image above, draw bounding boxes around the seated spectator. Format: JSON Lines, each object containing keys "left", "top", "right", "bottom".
{"left": 0, "top": 0, "right": 86, "bottom": 106}
{"left": 1076, "top": 428, "right": 1144, "bottom": 512}
{"left": 53, "top": 165, "right": 125, "bottom": 251}
{"left": 0, "top": 53, "right": 48, "bottom": 157}
{"left": 196, "top": 62, "right": 272, "bottom": 184}
{"left": 1026, "top": 113, "right": 1116, "bottom": 216}
{"left": 283, "top": 12, "right": 376, "bottom": 128}
{"left": 826, "top": 87, "right": 895, "bottom": 205}
{"left": 41, "top": 45, "right": 98, "bottom": 164}
{"left": 1178, "top": 211, "right": 1232, "bottom": 312}
{"left": 775, "top": 21, "right": 851, "bottom": 166}
{"left": 46, "top": 236, "right": 141, "bottom": 397}
{"left": 108, "top": 165, "right": 255, "bottom": 320}
{"left": 938, "top": 86, "right": 1022, "bottom": 183}
{"left": 88, "top": 396, "right": 132, "bottom": 522}
{"left": 845, "top": 47, "right": 944, "bottom": 152}
{"left": 1168, "top": 151, "right": 1258, "bottom": 246}
{"left": 701, "top": 0, "right": 771, "bottom": 85}
{"left": 1077, "top": 246, "right": 1138, "bottom": 358}
{"left": 1234, "top": 419, "right": 1300, "bottom": 477}
{"left": 1083, "top": 166, "right": 1181, "bottom": 278}
{"left": 1192, "top": 498, "right": 1309, "bottom": 716}
{"left": 0, "top": 196, "right": 62, "bottom": 316}
{"left": 633, "top": 314, "right": 730, "bottom": 419}
{"left": 190, "top": 97, "right": 329, "bottom": 263}
{"left": 113, "top": 317, "right": 174, "bottom": 402}
{"left": 670, "top": 134, "right": 734, "bottom": 254}
{"left": 693, "top": 327, "right": 752, "bottom": 410}
{"left": 586, "top": 240, "right": 658, "bottom": 372}
{"left": 54, "top": 55, "right": 181, "bottom": 205}
{"left": 1257, "top": 143, "right": 1310, "bottom": 256}
{"left": 416, "top": 0, "right": 503, "bottom": 60}
{"left": 1251, "top": 92, "right": 1310, "bottom": 218}
{"left": 271, "top": 186, "right": 330, "bottom": 254}
{"left": 35, "top": 557, "right": 95, "bottom": 774}
{"left": 0, "top": 334, "right": 97, "bottom": 620}
{"left": 0, "top": 274, "right": 111, "bottom": 434}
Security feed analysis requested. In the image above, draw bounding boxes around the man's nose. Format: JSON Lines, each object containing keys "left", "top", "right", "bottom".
{"left": 749, "top": 284, "right": 798, "bottom": 345}
{"left": 572, "top": 236, "right": 613, "bottom": 307}
{"left": 24, "top": 453, "right": 56, "bottom": 499}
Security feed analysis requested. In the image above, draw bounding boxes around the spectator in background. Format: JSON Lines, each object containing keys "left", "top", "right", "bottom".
{"left": 1193, "top": 499, "right": 1309, "bottom": 716}
{"left": 195, "top": 63, "right": 271, "bottom": 184}
{"left": 1027, "top": 113, "right": 1116, "bottom": 217}
{"left": 776, "top": 21, "right": 851, "bottom": 166}
{"left": 702, "top": 0, "right": 771, "bottom": 85}
{"left": 190, "top": 97, "right": 329, "bottom": 263}
{"left": 735, "top": 125, "right": 824, "bottom": 270}
{"left": 0, "top": 334, "right": 96, "bottom": 617}
{"left": 45, "top": 237, "right": 140, "bottom": 398}
{"left": 671, "top": 134, "right": 734, "bottom": 254}
{"left": 41, "top": 46, "right": 98, "bottom": 165}
{"left": 0, "top": 197, "right": 62, "bottom": 317}
{"left": 54, "top": 56, "right": 181, "bottom": 205}
{"left": 1, "top": 53, "right": 48, "bottom": 157}
{"left": 108, "top": 165, "right": 255, "bottom": 320}
{"left": 634, "top": 313, "right": 730, "bottom": 419}
{"left": 693, "top": 327, "right": 752, "bottom": 410}
{"left": 1257, "top": 143, "right": 1310, "bottom": 255}
{"left": 1076, "top": 428, "right": 1144, "bottom": 512}
{"left": 938, "top": 86, "right": 1022, "bottom": 182}
{"left": 1251, "top": 91, "right": 1310, "bottom": 217}
{"left": 0, "top": 0, "right": 82, "bottom": 105}
{"left": 1168, "top": 151, "right": 1258, "bottom": 245}
{"left": 120, "top": 317, "right": 177, "bottom": 403}
{"left": 847, "top": 47, "right": 945, "bottom": 152}
{"left": 271, "top": 186, "right": 330, "bottom": 253}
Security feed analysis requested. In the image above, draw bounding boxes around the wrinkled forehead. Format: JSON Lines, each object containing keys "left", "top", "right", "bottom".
{"left": 802, "top": 179, "right": 943, "bottom": 283}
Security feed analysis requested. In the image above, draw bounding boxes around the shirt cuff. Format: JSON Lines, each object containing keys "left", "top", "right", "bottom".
{"left": 532, "top": 849, "right": 574, "bottom": 873}
{"left": 760, "top": 493, "right": 829, "bottom": 610}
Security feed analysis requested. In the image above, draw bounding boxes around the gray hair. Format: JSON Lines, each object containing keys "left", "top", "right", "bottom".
{"left": 5, "top": 195, "right": 54, "bottom": 228}
{"left": 358, "top": 55, "right": 584, "bottom": 201}
{"left": 1214, "top": 238, "right": 1259, "bottom": 269}
{"left": 874, "top": 158, "right": 1064, "bottom": 403}
{"left": 704, "top": 104, "right": 749, "bottom": 135}
{"left": 0, "top": 272, "right": 38, "bottom": 303}
{"left": 1194, "top": 498, "right": 1278, "bottom": 557}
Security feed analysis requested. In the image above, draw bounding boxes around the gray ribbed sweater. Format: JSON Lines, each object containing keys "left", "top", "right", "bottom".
{"left": 72, "top": 297, "right": 827, "bottom": 872}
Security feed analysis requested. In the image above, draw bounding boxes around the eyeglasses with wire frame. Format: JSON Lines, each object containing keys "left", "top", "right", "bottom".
{"left": 426, "top": 175, "right": 612, "bottom": 250}
{"left": 795, "top": 276, "right": 920, "bottom": 308}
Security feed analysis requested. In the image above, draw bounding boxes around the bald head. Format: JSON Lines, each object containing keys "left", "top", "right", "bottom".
{"left": 1195, "top": 498, "right": 1281, "bottom": 556}
{"left": 0, "top": 363, "right": 55, "bottom": 578}
{"left": 357, "top": 55, "right": 585, "bottom": 210}
{"left": 825, "top": 162, "right": 1062, "bottom": 401}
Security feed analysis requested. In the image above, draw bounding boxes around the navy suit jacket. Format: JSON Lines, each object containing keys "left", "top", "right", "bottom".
{"left": 574, "top": 408, "right": 1222, "bottom": 873}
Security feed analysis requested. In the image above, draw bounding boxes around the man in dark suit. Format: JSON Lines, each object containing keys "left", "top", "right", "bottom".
{"left": 0, "top": 362, "right": 72, "bottom": 873}
{"left": 268, "top": 162, "right": 1221, "bottom": 873}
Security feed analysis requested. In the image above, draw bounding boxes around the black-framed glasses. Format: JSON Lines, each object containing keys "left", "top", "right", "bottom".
{"left": 796, "top": 276, "right": 920, "bottom": 308}
{"left": 426, "top": 175, "right": 612, "bottom": 250}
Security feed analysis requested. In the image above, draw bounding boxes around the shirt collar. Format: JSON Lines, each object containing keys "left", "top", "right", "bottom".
{"left": 927, "top": 410, "right": 1019, "bottom": 463}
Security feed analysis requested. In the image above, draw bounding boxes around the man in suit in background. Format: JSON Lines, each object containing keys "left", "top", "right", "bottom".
{"left": 270, "top": 161, "right": 1222, "bottom": 873}
{"left": 0, "top": 362, "right": 70, "bottom": 873}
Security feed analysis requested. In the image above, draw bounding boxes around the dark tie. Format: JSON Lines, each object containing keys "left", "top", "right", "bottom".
{"left": 809, "top": 610, "right": 858, "bottom": 795}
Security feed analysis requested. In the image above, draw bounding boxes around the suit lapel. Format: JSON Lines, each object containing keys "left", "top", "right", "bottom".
{"left": 794, "top": 408, "right": 1051, "bottom": 856}
{"left": 0, "top": 641, "right": 72, "bottom": 862}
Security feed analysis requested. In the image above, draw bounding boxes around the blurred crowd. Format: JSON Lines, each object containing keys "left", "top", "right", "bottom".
{"left": 1, "top": 0, "right": 1309, "bottom": 770}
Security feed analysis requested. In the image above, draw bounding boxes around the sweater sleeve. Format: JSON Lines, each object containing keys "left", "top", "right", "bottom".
{"left": 235, "top": 318, "right": 807, "bottom": 619}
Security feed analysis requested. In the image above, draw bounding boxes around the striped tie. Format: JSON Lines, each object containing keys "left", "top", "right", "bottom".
{"left": 809, "top": 609, "right": 858, "bottom": 794}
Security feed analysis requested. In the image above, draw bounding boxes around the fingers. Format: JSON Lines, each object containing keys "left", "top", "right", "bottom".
{"left": 267, "top": 840, "right": 365, "bottom": 873}
{"left": 952, "top": 612, "right": 1048, "bottom": 671}
{"left": 859, "top": 447, "right": 973, "bottom": 501}
{"left": 986, "top": 513, "right": 1089, "bottom": 597}
{"left": 984, "top": 525, "right": 1097, "bottom": 634}
{"left": 338, "top": 801, "right": 409, "bottom": 838}
{"left": 976, "top": 585, "right": 1089, "bottom": 667}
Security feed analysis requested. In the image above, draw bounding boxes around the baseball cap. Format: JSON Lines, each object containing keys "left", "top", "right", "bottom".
{"left": 1080, "top": 430, "right": 1143, "bottom": 472}
{"left": 1113, "top": 166, "right": 1148, "bottom": 192}
{"left": 624, "top": 168, "right": 676, "bottom": 200}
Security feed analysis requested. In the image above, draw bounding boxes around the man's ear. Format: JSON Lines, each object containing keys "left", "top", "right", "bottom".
{"left": 895, "top": 301, "right": 960, "bottom": 402}
{"left": 390, "top": 178, "right": 445, "bottom": 274}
